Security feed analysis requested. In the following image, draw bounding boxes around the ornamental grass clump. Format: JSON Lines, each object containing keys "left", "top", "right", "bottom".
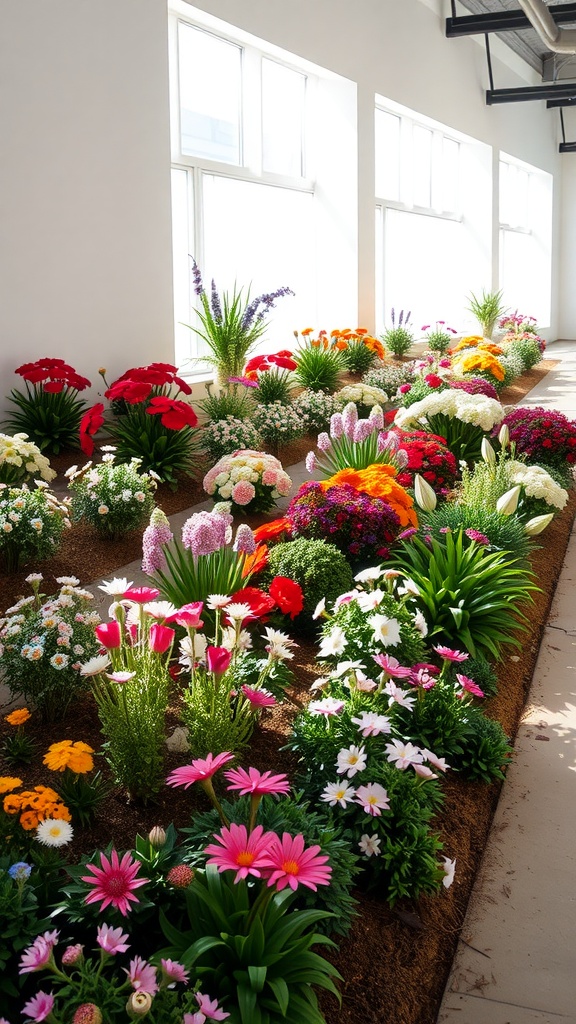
{"left": 203, "top": 449, "right": 292, "bottom": 513}
{"left": 80, "top": 363, "right": 201, "bottom": 486}
{"left": 0, "top": 483, "right": 70, "bottom": 573}
{"left": 0, "top": 575, "right": 101, "bottom": 721}
{"left": 335, "top": 328, "right": 386, "bottom": 374}
{"left": 66, "top": 449, "right": 156, "bottom": 540}
{"left": 286, "top": 481, "right": 402, "bottom": 564}
{"left": 393, "top": 527, "right": 538, "bottom": 659}
{"left": 0, "top": 433, "right": 56, "bottom": 486}
{"left": 421, "top": 503, "right": 532, "bottom": 561}
{"left": 197, "top": 380, "right": 255, "bottom": 423}
{"left": 4, "top": 357, "right": 91, "bottom": 454}
{"left": 240, "top": 350, "right": 298, "bottom": 404}
{"left": 292, "top": 331, "right": 346, "bottom": 392}
{"left": 2, "top": 707, "right": 36, "bottom": 766}
{"left": 467, "top": 288, "right": 507, "bottom": 339}
{"left": 380, "top": 308, "right": 415, "bottom": 358}
{"left": 421, "top": 321, "right": 458, "bottom": 354}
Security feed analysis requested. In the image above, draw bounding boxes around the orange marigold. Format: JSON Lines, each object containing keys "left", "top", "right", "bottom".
{"left": 5, "top": 708, "right": 31, "bottom": 727}
{"left": 478, "top": 342, "right": 504, "bottom": 356}
{"left": 3, "top": 793, "right": 23, "bottom": 814}
{"left": 43, "top": 740, "right": 95, "bottom": 774}
{"left": 456, "top": 352, "right": 505, "bottom": 382}
{"left": 0, "top": 776, "right": 23, "bottom": 795}
{"left": 20, "top": 810, "right": 40, "bottom": 831}
{"left": 322, "top": 465, "right": 418, "bottom": 528}
{"left": 453, "top": 335, "right": 483, "bottom": 351}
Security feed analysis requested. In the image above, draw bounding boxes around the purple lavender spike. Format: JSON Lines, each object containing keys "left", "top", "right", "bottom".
{"left": 210, "top": 280, "right": 223, "bottom": 323}
{"left": 190, "top": 257, "right": 204, "bottom": 297}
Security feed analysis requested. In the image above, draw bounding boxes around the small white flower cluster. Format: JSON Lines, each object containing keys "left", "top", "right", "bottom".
{"left": 252, "top": 401, "right": 303, "bottom": 446}
{"left": 508, "top": 459, "right": 569, "bottom": 510}
{"left": 0, "top": 483, "right": 71, "bottom": 567}
{"left": 292, "top": 390, "right": 339, "bottom": 433}
{"left": 334, "top": 383, "right": 389, "bottom": 409}
{"left": 0, "top": 432, "right": 56, "bottom": 484}
{"left": 394, "top": 389, "right": 504, "bottom": 433}
{"left": 67, "top": 451, "right": 156, "bottom": 536}
{"left": 202, "top": 416, "right": 262, "bottom": 462}
{"left": 203, "top": 449, "right": 292, "bottom": 507}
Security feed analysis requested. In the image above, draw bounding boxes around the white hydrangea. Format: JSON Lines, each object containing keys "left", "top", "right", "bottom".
{"left": 508, "top": 460, "right": 568, "bottom": 510}
{"left": 335, "top": 384, "right": 388, "bottom": 407}
{"left": 394, "top": 390, "right": 504, "bottom": 433}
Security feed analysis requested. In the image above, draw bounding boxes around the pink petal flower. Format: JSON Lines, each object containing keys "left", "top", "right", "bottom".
{"left": 240, "top": 685, "right": 276, "bottom": 708}
{"left": 81, "top": 849, "right": 148, "bottom": 917}
{"left": 95, "top": 621, "right": 121, "bottom": 649}
{"left": 21, "top": 992, "right": 55, "bottom": 1022}
{"left": 123, "top": 586, "right": 160, "bottom": 603}
{"left": 19, "top": 934, "right": 54, "bottom": 974}
{"left": 433, "top": 645, "right": 469, "bottom": 663}
{"left": 372, "top": 653, "right": 412, "bottom": 678}
{"left": 224, "top": 766, "right": 290, "bottom": 796}
{"left": 355, "top": 783, "right": 390, "bottom": 816}
{"left": 96, "top": 923, "right": 130, "bottom": 955}
{"left": 204, "top": 823, "right": 276, "bottom": 883}
{"left": 160, "top": 958, "right": 190, "bottom": 985}
{"left": 166, "top": 752, "right": 235, "bottom": 789}
{"left": 260, "top": 832, "right": 332, "bottom": 892}
{"left": 126, "top": 955, "right": 158, "bottom": 994}
{"left": 456, "top": 673, "right": 484, "bottom": 698}
{"left": 206, "top": 646, "right": 233, "bottom": 676}
{"left": 195, "top": 992, "right": 231, "bottom": 1020}
{"left": 148, "top": 623, "right": 175, "bottom": 653}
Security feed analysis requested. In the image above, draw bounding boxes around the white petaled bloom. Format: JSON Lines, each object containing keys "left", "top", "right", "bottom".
{"left": 508, "top": 460, "right": 569, "bottom": 511}
{"left": 207, "top": 594, "right": 232, "bottom": 610}
{"left": 309, "top": 676, "right": 330, "bottom": 693}
{"left": 49, "top": 653, "right": 69, "bottom": 670}
{"left": 55, "top": 575, "right": 81, "bottom": 587}
{"left": 354, "top": 566, "right": 385, "bottom": 584}
{"left": 221, "top": 626, "right": 252, "bottom": 653}
{"left": 263, "top": 627, "right": 297, "bottom": 661}
{"left": 98, "top": 577, "right": 134, "bottom": 596}
{"left": 318, "top": 626, "right": 348, "bottom": 658}
{"left": 356, "top": 589, "right": 385, "bottom": 612}
{"left": 351, "top": 711, "right": 392, "bottom": 737}
{"left": 441, "top": 856, "right": 456, "bottom": 889}
{"left": 422, "top": 748, "right": 451, "bottom": 772}
{"left": 144, "top": 601, "right": 178, "bottom": 620}
{"left": 312, "top": 597, "right": 326, "bottom": 620}
{"left": 394, "top": 390, "right": 504, "bottom": 433}
{"left": 330, "top": 659, "right": 366, "bottom": 679}
{"left": 79, "top": 655, "right": 111, "bottom": 679}
{"left": 36, "top": 818, "right": 74, "bottom": 847}
{"left": 397, "top": 578, "right": 420, "bottom": 598}
{"left": 355, "top": 783, "right": 390, "bottom": 816}
{"left": 97, "top": 505, "right": 109, "bottom": 515}
{"left": 358, "top": 833, "right": 381, "bottom": 857}
{"left": 353, "top": 669, "right": 377, "bottom": 692}
{"left": 384, "top": 738, "right": 424, "bottom": 770}
{"left": 413, "top": 763, "right": 438, "bottom": 780}
{"left": 413, "top": 610, "right": 428, "bottom": 637}
{"left": 333, "top": 591, "right": 358, "bottom": 610}
{"left": 336, "top": 744, "right": 367, "bottom": 778}
{"left": 25, "top": 573, "right": 44, "bottom": 584}
{"left": 320, "top": 781, "right": 356, "bottom": 808}
{"left": 308, "top": 697, "right": 345, "bottom": 717}
{"left": 225, "top": 602, "right": 253, "bottom": 622}
{"left": 179, "top": 633, "right": 208, "bottom": 669}
{"left": 368, "top": 613, "right": 401, "bottom": 647}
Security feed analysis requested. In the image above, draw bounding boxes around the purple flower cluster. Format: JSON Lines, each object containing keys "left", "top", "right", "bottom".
{"left": 210, "top": 279, "right": 223, "bottom": 323}
{"left": 287, "top": 481, "right": 401, "bottom": 563}
{"left": 142, "top": 512, "right": 173, "bottom": 574}
{"left": 181, "top": 510, "right": 231, "bottom": 557}
{"left": 241, "top": 286, "right": 295, "bottom": 332}
{"left": 190, "top": 257, "right": 204, "bottom": 297}
{"left": 495, "top": 405, "right": 576, "bottom": 468}
{"left": 450, "top": 378, "right": 498, "bottom": 400}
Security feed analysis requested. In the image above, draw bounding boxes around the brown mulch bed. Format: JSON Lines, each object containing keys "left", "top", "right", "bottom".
{"left": 0, "top": 358, "right": 571, "bottom": 1024}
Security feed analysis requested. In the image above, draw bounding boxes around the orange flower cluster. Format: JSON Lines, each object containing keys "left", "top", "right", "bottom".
{"left": 5, "top": 708, "right": 31, "bottom": 727}
{"left": 322, "top": 464, "right": 418, "bottom": 528}
{"left": 3, "top": 784, "right": 71, "bottom": 830}
{"left": 241, "top": 542, "right": 269, "bottom": 578}
{"left": 478, "top": 342, "right": 504, "bottom": 356}
{"left": 299, "top": 328, "right": 385, "bottom": 360}
{"left": 43, "top": 740, "right": 95, "bottom": 774}
{"left": 453, "top": 335, "right": 483, "bottom": 352}
{"left": 455, "top": 351, "right": 505, "bottom": 382}
{"left": 0, "top": 776, "right": 23, "bottom": 794}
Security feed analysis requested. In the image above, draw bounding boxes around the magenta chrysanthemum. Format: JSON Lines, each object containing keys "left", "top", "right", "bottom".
{"left": 224, "top": 766, "right": 291, "bottom": 797}
{"left": 81, "top": 849, "right": 148, "bottom": 916}
{"left": 260, "top": 832, "right": 332, "bottom": 892}
{"left": 204, "top": 823, "right": 276, "bottom": 883}
{"left": 166, "top": 751, "right": 234, "bottom": 789}
{"left": 21, "top": 992, "right": 55, "bottom": 1023}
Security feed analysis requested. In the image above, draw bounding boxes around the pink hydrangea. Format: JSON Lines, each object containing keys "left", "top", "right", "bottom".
{"left": 231, "top": 480, "right": 256, "bottom": 505}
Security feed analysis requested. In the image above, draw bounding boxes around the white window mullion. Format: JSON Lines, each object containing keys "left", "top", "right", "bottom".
{"left": 242, "top": 48, "right": 262, "bottom": 174}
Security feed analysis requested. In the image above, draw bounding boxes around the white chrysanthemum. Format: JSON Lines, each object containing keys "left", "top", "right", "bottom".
{"left": 225, "top": 602, "right": 253, "bottom": 622}
{"left": 508, "top": 460, "right": 568, "bottom": 510}
{"left": 80, "top": 654, "right": 111, "bottom": 676}
{"left": 36, "top": 818, "right": 74, "bottom": 847}
{"left": 98, "top": 577, "right": 133, "bottom": 596}
{"left": 221, "top": 626, "right": 252, "bottom": 652}
{"left": 207, "top": 594, "right": 231, "bottom": 610}
{"left": 395, "top": 390, "right": 503, "bottom": 432}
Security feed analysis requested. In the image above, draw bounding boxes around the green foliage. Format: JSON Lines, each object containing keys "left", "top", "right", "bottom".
{"left": 1, "top": 730, "right": 37, "bottom": 767}
{"left": 55, "top": 768, "right": 112, "bottom": 828}
{"left": 0, "top": 858, "right": 52, "bottom": 1003}
{"left": 198, "top": 382, "right": 255, "bottom": 422}
{"left": 467, "top": 288, "right": 506, "bottom": 338}
{"left": 181, "top": 794, "right": 360, "bottom": 938}
{"left": 151, "top": 539, "right": 250, "bottom": 612}
{"left": 263, "top": 539, "right": 354, "bottom": 631}
{"left": 0, "top": 484, "right": 68, "bottom": 573}
{"left": 422, "top": 502, "right": 532, "bottom": 561}
{"left": 380, "top": 326, "right": 414, "bottom": 357}
{"left": 68, "top": 454, "right": 156, "bottom": 539}
{"left": 181, "top": 669, "right": 258, "bottom": 761}
{"left": 4, "top": 385, "right": 88, "bottom": 455}
{"left": 292, "top": 344, "right": 344, "bottom": 393}
{"left": 159, "top": 865, "right": 342, "bottom": 1024}
{"left": 508, "top": 336, "right": 542, "bottom": 370}
{"left": 392, "top": 528, "right": 538, "bottom": 659}
{"left": 455, "top": 709, "right": 513, "bottom": 783}
{"left": 110, "top": 403, "right": 202, "bottom": 486}
{"left": 253, "top": 368, "right": 296, "bottom": 405}
{"left": 425, "top": 330, "right": 453, "bottom": 354}
{"left": 340, "top": 340, "right": 378, "bottom": 374}
{"left": 399, "top": 376, "right": 449, "bottom": 408}
{"left": 448, "top": 653, "right": 499, "bottom": 698}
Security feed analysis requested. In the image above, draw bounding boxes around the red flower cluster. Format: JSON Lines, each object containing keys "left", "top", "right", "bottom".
{"left": 230, "top": 576, "right": 304, "bottom": 622}
{"left": 393, "top": 429, "right": 458, "bottom": 496}
{"left": 496, "top": 406, "right": 576, "bottom": 468}
{"left": 242, "top": 350, "right": 298, "bottom": 381}
{"left": 106, "top": 362, "right": 193, "bottom": 403}
{"left": 79, "top": 403, "right": 105, "bottom": 456}
{"left": 16, "top": 357, "right": 91, "bottom": 393}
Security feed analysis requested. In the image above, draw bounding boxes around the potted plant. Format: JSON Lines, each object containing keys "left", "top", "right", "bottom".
{"left": 467, "top": 289, "right": 507, "bottom": 341}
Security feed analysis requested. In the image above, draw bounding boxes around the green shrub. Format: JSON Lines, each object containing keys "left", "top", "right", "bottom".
{"left": 422, "top": 503, "right": 532, "bottom": 561}
{"left": 198, "top": 382, "right": 254, "bottom": 422}
{"left": 263, "top": 538, "right": 354, "bottom": 631}
{"left": 508, "top": 336, "right": 542, "bottom": 371}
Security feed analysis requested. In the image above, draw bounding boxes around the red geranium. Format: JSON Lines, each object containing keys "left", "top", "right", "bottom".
{"left": 113, "top": 363, "right": 192, "bottom": 396}
{"left": 229, "top": 586, "right": 276, "bottom": 622}
{"left": 267, "top": 353, "right": 298, "bottom": 371}
{"left": 15, "top": 357, "right": 91, "bottom": 392}
{"left": 146, "top": 396, "right": 198, "bottom": 431}
{"left": 105, "top": 379, "right": 153, "bottom": 404}
{"left": 79, "top": 403, "right": 105, "bottom": 456}
{"left": 268, "top": 576, "right": 304, "bottom": 619}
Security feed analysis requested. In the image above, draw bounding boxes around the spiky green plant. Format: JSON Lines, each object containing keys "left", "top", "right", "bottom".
{"left": 467, "top": 288, "right": 507, "bottom": 339}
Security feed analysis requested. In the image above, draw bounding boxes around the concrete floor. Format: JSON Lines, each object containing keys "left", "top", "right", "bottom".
{"left": 438, "top": 340, "right": 576, "bottom": 1024}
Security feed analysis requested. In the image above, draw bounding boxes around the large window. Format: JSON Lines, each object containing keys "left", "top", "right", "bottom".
{"left": 375, "top": 99, "right": 491, "bottom": 336}
{"left": 170, "top": 9, "right": 318, "bottom": 369}
{"left": 499, "top": 154, "right": 553, "bottom": 327}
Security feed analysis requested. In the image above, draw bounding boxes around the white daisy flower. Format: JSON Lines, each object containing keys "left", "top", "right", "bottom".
{"left": 320, "top": 781, "right": 356, "bottom": 808}
{"left": 98, "top": 577, "right": 133, "bottom": 596}
{"left": 36, "top": 818, "right": 74, "bottom": 847}
{"left": 358, "top": 833, "right": 381, "bottom": 857}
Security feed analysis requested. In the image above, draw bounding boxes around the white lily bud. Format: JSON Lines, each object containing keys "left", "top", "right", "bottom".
{"left": 414, "top": 474, "right": 437, "bottom": 512}
{"left": 481, "top": 438, "right": 496, "bottom": 465}
{"left": 498, "top": 423, "right": 510, "bottom": 449}
{"left": 524, "top": 513, "right": 555, "bottom": 536}
{"left": 496, "top": 484, "right": 521, "bottom": 516}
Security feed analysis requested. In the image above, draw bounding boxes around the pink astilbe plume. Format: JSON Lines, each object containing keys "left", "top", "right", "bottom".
{"left": 81, "top": 849, "right": 149, "bottom": 916}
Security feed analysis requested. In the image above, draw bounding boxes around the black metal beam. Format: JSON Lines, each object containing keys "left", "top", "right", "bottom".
{"left": 560, "top": 141, "right": 576, "bottom": 151}
{"left": 547, "top": 96, "right": 576, "bottom": 108}
{"left": 446, "top": 3, "right": 576, "bottom": 37}
{"left": 487, "top": 83, "right": 576, "bottom": 104}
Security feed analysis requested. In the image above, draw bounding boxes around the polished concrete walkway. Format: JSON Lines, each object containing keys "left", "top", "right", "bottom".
{"left": 438, "top": 340, "right": 576, "bottom": 1024}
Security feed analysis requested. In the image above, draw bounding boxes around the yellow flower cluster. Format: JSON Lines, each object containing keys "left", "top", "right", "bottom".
{"left": 3, "top": 784, "right": 71, "bottom": 830}
{"left": 0, "top": 776, "right": 23, "bottom": 794}
{"left": 43, "top": 740, "right": 95, "bottom": 774}
{"left": 454, "top": 351, "right": 505, "bottom": 382}
{"left": 5, "top": 707, "right": 31, "bottom": 726}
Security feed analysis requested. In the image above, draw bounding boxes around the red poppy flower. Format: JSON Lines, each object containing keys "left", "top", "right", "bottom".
{"left": 79, "top": 403, "right": 105, "bottom": 456}
{"left": 146, "top": 396, "right": 198, "bottom": 430}
{"left": 229, "top": 587, "right": 276, "bottom": 621}
{"left": 42, "top": 380, "right": 65, "bottom": 393}
{"left": 268, "top": 576, "right": 304, "bottom": 619}
{"left": 105, "top": 379, "right": 152, "bottom": 404}
{"left": 267, "top": 353, "right": 298, "bottom": 371}
{"left": 244, "top": 354, "right": 271, "bottom": 374}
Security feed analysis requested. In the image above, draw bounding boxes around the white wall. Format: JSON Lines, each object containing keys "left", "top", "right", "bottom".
{"left": 0, "top": 0, "right": 567, "bottom": 419}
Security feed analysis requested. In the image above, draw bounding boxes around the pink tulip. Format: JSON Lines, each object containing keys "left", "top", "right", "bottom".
{"left": 148, "top": 624, "right": 175, "bottom": 654}
{"left": 95, "top": 621, "right": 122, "bottom": 649}
{"left": 206, "top": 646, "right": 233, "bottom": 676}
{"left": 166, "top": 602, "right": 204, "bottom": 628}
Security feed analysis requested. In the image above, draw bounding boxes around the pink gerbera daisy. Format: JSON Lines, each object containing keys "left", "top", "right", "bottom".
{"left": 224, "top": 766, "right": 290, "bottom": 797}
{"left": 204, "top": 823, "right": 276, "bottom": 883}
{"left": 240, "top": 685, "right": 276, "bottom": 708}
{"left": 166, "top": 751, "right": 235, "bottom": 789}
{"left": 456, "top": 673, "right": 485, "bottom": 698}
{"left": 261, "top": 832, "right": 332, "bottom": 892}
{"left": 433, "top": 645, "right": 469, "bottom": 663}
{"left": 81, "top": 849, "right": 149, "bottom": 916}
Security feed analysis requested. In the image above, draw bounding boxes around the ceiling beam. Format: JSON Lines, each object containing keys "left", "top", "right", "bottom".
{"left": 446, "top": 4, "right": 576, "bottom": 37}
{"left": 547, "top": 95, "right": 576, "bottom": 107}
{"left": 487, "top": 82, "right": 576, "bottom": 103}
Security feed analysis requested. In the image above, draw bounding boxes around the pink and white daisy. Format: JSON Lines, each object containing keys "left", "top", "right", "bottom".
{"left": 384, "top": 739, "right": 424, "bottom": 770}
{"left": 308, "top": 697, "right": 345, "bottom": 717}
{"left": 351, "top": 711, "right": 391, "bottom": 737}
{"left": 206, "top": 594, "right": 232, "bottom": 610}
{"left": 96, "top": 923, "right": 130, "bottom": 955}
{"left": 204, "top": 823, "right": 275, "bottom": 883}
{"left": 358, "top": 833, "right": 382, "bottom": 857}
{"left": 224, "top": 766, "right": 290, "bottom": 797}
{"left": 355, "top": 783, "right": 390, "bottom": 816}
{"left": 422, "top": 749, "right": 451, "bottom": 772}
{"left": 240, "top": 685, "right": 276, "bottom": 708}
{"left": 320, "top": 781, "right": 356, "bottom": 808}
{"left": 81, "top": 849, "right": 148, "bottom": 916}
{"left": 166, "top": 751, "right": 234, "bottom": 789}
{"left": 384, "top": 681, "right": 416, "bottom": 710}
{"left": 433, "top": 645, "right": 469, "bottom": 662}
{"left": 21, "top": 991, "right": 55, "bottom": 1022}
{"left": 456, "top": 673, "right": 485, "bottom": 698}
{"left": 372, "top": 653, "right": 412, "bottom": 678}
{"left": 261, "top": 832, "right": 332, "bottom": 892}
{"left": 413, "top": 763, "right": 438, "bottom": 780}
{"left": 126, "top": 956, "right": 158, "bottom": 994}
{"left": 336, "top": 744, "right": 367, "bottom": 778}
